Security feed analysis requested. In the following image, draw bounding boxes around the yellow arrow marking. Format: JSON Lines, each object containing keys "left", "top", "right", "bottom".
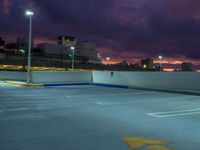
{"left": 122, "top": 136, "right": 173, "bottom": 150}
{"left": 147, "top": 145, "right": 173, "bottom": 150}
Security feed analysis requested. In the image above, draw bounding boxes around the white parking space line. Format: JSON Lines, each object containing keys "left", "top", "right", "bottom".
{"left": 0, "top": 94, "right": 53, "bottom": 99}
{"left": 0, "top": 101, "right": 55, "bottom": 104}
{"left": 0, "top": 108, "right": 30, "bottom": 113}
{"left": 95, "top": 100, "right": 161, "bottom": 105}
{"left": 147, "top": 108, "right": 200, "bottom": 117}
{"left": 65, "top": 91, "right": 166, "bottom": 99}
{"left": 95, "top": 96, "right": 181, "bottom": 105}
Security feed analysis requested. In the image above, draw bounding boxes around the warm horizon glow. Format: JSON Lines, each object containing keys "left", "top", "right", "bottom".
{"left": 163, "top": 68, "right": 175, "bottom": 72}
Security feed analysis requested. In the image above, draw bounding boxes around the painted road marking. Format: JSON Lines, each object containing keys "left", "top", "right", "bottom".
{"left": 96, "top": 100, "right": 163, "bottom": 105}
{"left": 122, "top": 136, "right": 172, "bottom": 150}
{"left": 147, "top": 108, "right": 200, "bottom": 117}
{"left": 65, "top": 91, "right": 172, "bottom": 99}
{"left": 0, "top": 108, "right": 29, "bottom": 113}
{"left": 0, "top": 101, "right": 56, "bottom": 104}
{"left": 95, "top": 97, "right": 180, "bottom": 105}
{"left": 0, "top": 94, "right": 59, "bottom": 99}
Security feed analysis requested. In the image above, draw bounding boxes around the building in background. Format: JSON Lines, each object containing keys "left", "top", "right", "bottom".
{"left": 16, "top": 36, "right": 28, "bottom": 50}
{"left": 38, "top": 43, "right": 66, "bottom": 57}
{"left": 116, "top": 60, "right": 129, "bottom": 67}
{"left": 181, "top": 62, "right": 193, "bottom": 71}
{"left": 57, "top": 36, "right": 77, "bottom": 47}
{"left": 37, "top": 37, "right": 100, "bottom": 64}
{"left": 97, "top": 52, "right": 102, "bottom": 64}
{"left": 76, "top": 41, "right": 100, "bottom": 64}
{"left": 141, "top": 58, "right": 154, "bottom": 70}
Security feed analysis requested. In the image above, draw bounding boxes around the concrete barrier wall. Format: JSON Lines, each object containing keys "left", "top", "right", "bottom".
{"left": 32, "top": 71, "right": 92, "bottom": 83}
{"left": 0, "top": 71, "right": 26, "bottom": 81}
{"left": 92, "top": 71, "right": 200, "bottom": 91}
{"left": 1, "top": 70, "right": 199, "bottom": 91}
{"left": 0, "top": 71, "right": 92, "bottom": 83}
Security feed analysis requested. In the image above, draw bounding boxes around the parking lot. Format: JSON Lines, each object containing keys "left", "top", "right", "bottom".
{"left": 0, "top": 80, "right": 200, "bottom": 150}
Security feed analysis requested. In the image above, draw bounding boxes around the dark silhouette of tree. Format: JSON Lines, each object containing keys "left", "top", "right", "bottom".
{"left": 0, "top": 37, "right": 5, "bottom": 46}
{"left": 32, "top": 47, "right": 41, "bottom": 53}
{"left": 4, "top": 43, "right": 17, "bottom": 50}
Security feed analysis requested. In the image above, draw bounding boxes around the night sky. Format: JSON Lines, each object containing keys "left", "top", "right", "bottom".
{"left": 1, "top": 0, "right": 200, "bottom": 69}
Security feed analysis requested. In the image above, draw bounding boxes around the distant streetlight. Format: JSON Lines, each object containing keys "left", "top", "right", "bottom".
{"left": 158, "top": 55, "right": 163, "bottom": 71}
{"left": 70, "top": 46, "right": 75, "bottom": 70}
{"left": 106, "top": 57, "right": 110, "bottom": 65}
{"left": 25, "top": 10, "right": 34, "bottom": 83}
{"left": 143, "top": 64, "right": 147, "bottom": 69}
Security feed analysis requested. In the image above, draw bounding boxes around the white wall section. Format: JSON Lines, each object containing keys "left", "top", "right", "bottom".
{"left": 92, "top": 71, "right": 200, "bottom": 91}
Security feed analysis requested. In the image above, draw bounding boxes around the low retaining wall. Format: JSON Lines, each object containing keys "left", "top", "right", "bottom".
{"left": 0, "top": 71, "right": 92, "bottom": 83}
{"left": 32, "top": 71, "right": 92, "bottom": 83}
{"left": 92, "top": 71, "right": 200, "bottom": 91}
{"left": 0, "top": 71, "right": 26, "bottom": 81}
{"left": 0, "top": 70, "right": 199, "bottom": 92}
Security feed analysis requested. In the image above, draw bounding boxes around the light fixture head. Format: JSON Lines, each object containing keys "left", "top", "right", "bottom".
{"left": 106, "top": 57, "right": 110, "bottom": 61}
{"left": 26, "top": 10, "right": 34, "bottom": 16}
{"left": 70, "top": 46, "right": 75, "bottom": 50}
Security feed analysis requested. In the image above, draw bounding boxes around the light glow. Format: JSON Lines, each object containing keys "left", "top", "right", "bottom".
{"left": 158, "top": 55, "right": 163, "bottom": 59}
{"left": 163, "top": 68, "right": 174, "bottom": 72}
{"left": 26, "top": 10, "right": 34, "bottom": 16}
{"left": 143, "top": 64, "right": 147, "bottom": 69}
{"left": 106, "top": 57, "right": 110, "bottom": 61}
{"left": 70, "top": 46, "right": 75, "bottom": 50}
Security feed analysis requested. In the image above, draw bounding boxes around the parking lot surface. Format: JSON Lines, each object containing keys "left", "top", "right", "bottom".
{"left": 0, "top": 81, "right": 200, "bottom": 150}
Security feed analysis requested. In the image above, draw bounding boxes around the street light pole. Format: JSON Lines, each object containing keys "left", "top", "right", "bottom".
{"left": 26, "top": 10, "right": 34, "bottom": 83}
{"left": 70, "top": 46, "right": 75, "bottom": 70}
{"left": 106, "top": 57, "right": 110, "bottom": 65}
{"left": 158, "top": 55, "right": 163, "bottom": 71}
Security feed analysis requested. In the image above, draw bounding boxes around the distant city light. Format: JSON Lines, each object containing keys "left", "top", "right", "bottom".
{"left": 106, "top": 57, "right": 110, "bottom": 61}
{"left": 143, "top": 64, "right": 147, "bottom": 69}
{"left": 70, "top": 46, "right": 75, "bottom": 70}
{"left": 158, "top": 55, "right": 163, "bottom": 59}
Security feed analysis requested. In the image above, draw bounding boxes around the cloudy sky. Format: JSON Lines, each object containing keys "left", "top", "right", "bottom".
{"left": 1, "top": 0, "right": 200, "bottom": 68}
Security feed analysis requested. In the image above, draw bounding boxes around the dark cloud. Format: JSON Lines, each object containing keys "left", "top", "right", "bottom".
{"left": 0, "top": 0, "right": 200, "bottom": 65}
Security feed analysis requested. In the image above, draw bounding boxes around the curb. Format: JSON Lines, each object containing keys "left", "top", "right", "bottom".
{"left": 4, "top": 81, "right": 43, "bottom": 86}
{"left": 4, "top": 81, "right": 200, "bottom": 96}
{"left": 91, "top": 83, "right": 128, "bottom": 89}
{"left": 43, "top": 83, "right": 90, "bottom": 86}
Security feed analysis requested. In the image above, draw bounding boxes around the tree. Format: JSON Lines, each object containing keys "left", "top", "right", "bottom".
{"left": 0, "top": 37, "right": 5, "bottom": 46}
{"left": 4, "top": 43, "right": 17, "bottom": 50}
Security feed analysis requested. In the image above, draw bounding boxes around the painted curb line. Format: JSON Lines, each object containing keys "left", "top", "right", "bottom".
{"left": 4, "top": 81, "right": 200, "bottom": 96}
{"left": 91, "top": 83, "right": 129, "bottom": 89}
{"left": 4, "top": 81, "right": 43, "bottom": 86}
{"left": 43, "top": 83, "right": 90, "bottom": 86}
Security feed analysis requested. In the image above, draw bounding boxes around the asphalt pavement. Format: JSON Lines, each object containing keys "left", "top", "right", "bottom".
{"left": 0, "top": 81, "right": 200, "bottom": 150}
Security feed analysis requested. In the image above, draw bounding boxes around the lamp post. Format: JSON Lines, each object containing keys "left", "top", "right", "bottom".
{"left": 25, "top": 10, "right": 34, "bottom": 83}
{"left": 70, "top": 46, "right": 75, "bottom": 70}
{"left": 106, "top": 57, "right": 110, "bottom": 65}
{"left": 158, "top": 55, "right": 163, "bottom": 71}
